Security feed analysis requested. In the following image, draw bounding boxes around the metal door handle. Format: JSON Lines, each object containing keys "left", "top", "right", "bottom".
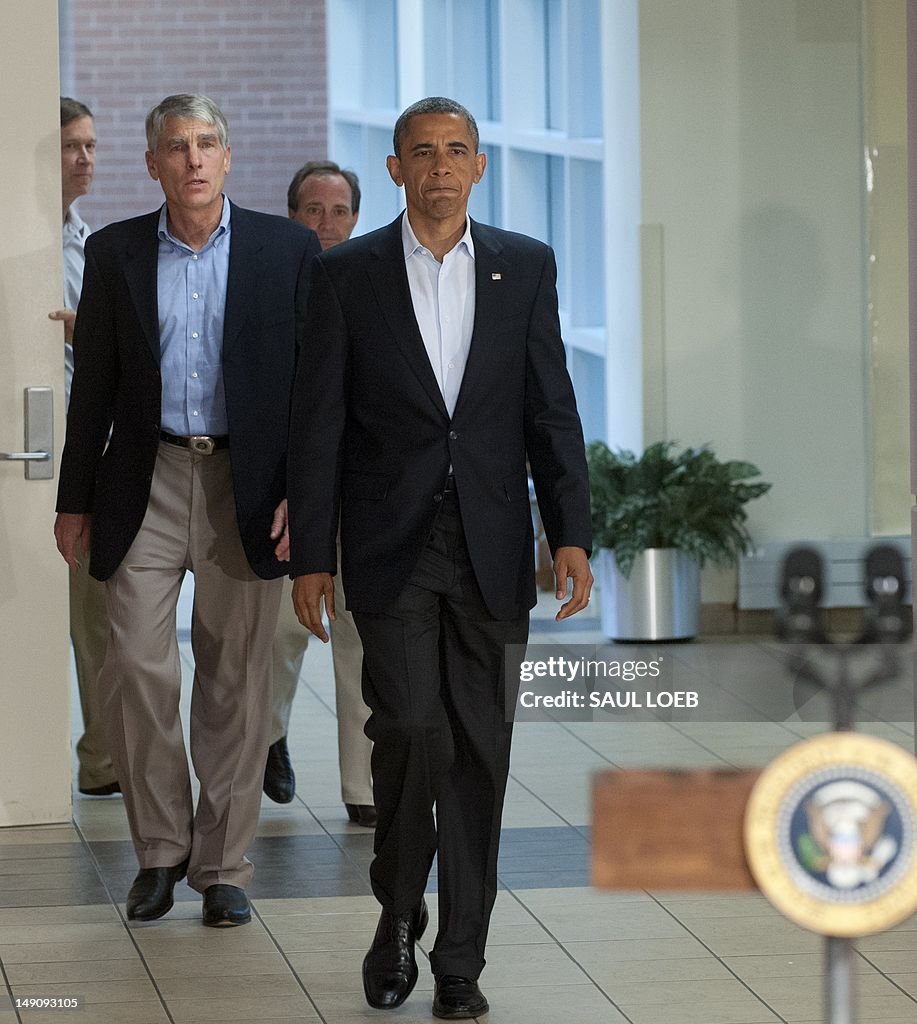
{"left": 1, "top": 387, "right": 53, "bottom": 479}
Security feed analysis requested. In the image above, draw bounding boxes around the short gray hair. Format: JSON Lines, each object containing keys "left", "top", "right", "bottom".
{"left": 392, "top": 97, "right": 479, "bottom": 157}
{"left": 145, "top": 94, "right": 229, "bottom": 151}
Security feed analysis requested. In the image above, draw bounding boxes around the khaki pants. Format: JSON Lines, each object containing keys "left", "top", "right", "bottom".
{"left": 272, "top": 546, "right": 373, "bottom": 806}
{"left": 99, "top": 442, "right": 281, "bottom": 891}
{"left": 69, "top": 540, "right": 115, "bottom": 791}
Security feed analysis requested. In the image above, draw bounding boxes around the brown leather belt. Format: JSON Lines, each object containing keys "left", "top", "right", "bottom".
{"left": 159, "top": 431, "right": 229, "bottom": 455}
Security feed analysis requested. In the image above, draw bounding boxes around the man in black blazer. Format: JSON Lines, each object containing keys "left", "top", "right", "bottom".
{"left": 289, "top": 97, "right": 593, "bottom": 1018}
{"left": 54, "top": 94, "right": 319, "bottom": 928}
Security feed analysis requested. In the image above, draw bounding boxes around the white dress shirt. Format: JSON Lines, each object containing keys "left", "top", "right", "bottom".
{"left": 402, "top": 214, "right": 475, "bottom": 418}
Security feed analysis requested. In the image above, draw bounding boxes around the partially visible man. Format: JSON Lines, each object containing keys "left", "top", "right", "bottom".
{"left": 264, "top": 161, "right": 375, "bottom": 829}
{"left": 288, "top": 160, "right": 359, "bottom": 247}
{"left": 47, "top": 97, "right": 118, "bottom": 798}
{"left": 54, "top": 94, "right": 320, "bottom": 928}
{"left": 288, "top": 97, "right": 593, "bottom": 1018}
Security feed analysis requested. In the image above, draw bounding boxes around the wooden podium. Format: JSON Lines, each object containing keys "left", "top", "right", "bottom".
{"left": 592, "top": 768, "right": 760, "bottom": 890}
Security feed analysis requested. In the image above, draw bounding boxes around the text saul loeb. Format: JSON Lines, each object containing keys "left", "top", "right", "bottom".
{"left": 519, "top": 689, "right": 699, "bottom": 709}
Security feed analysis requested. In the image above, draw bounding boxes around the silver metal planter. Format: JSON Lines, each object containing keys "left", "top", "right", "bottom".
{"left": 599, "top": 548, "right": 700, "bottom": 641}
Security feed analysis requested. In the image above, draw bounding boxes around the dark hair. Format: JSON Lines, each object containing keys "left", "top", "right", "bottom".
{"left": 145, "top": 94, "right": 229, "bottom": 151}
{"left": 60, "top": 97, "right": 92, "bottom": 127}
{"left": 392, "top": 97, "right": 479, "bottom": 157}
{"left": 287, "top": 160, "right": 361, "bottom": 215}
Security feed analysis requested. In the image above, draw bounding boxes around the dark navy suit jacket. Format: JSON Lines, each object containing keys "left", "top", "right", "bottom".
{"left": 56, "top": 201, "right": 320, "bottom": 580}
{"left": 288, "top": 214, "right": 591, "bottom": 620}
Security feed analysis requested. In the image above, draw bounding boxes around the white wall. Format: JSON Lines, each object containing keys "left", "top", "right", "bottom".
{"left": 640, "top": 0, "right": 869, "bottom": 545}
{"left": 0, "top": 0, "right": 72, "bottom": 825}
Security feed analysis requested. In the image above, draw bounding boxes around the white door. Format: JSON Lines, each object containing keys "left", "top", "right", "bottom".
{"left": 0, "top": 0, "right": 72, "bottom": 825}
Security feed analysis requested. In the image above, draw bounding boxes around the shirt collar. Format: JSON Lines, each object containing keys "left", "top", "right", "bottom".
{"left": 64, "top": 205, "right": 89, "bottom": 240}
{"left": 157, "top": 195, "right": 231, "bottom": 252}
{"left": 402, "top": 213, "right": 475, "bottom": 262}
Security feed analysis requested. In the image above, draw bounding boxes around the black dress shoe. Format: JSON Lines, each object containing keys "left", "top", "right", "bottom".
{"left": 202, "top": 884, "right": 251, "bottom": 927}
{"left": 362, "top": 899, "right": 429, "bottom": 1009}
{"left": 345, "top": 803, "right": 377, "bottom": 828}
{"left": 432, "top": 976, "right": 489, "bottom": 1019}
{"left": 126, "top": 857, "right": 189, "bottom": 921}
{"left": 263, "top": 737, "right": 295, "bottom": 804}
{"left": 79, "top": 781, "right": 121, "bottom": 797}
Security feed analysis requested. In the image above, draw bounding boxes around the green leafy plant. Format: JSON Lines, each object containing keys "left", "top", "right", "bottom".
{"left": 586, "top": 441, "right": 771, "bottom": 579}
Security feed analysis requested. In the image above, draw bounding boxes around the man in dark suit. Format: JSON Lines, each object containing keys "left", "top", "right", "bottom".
{"left": 288, "top": 96, "right": 593, "bottom": 1018}
{"left": 54, "top": 94, "right": 319, "bottom": 928}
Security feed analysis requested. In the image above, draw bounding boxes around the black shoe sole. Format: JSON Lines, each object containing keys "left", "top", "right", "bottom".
{"left": 202, "top": 913, "right": 251, "bottom": 928}
{"left": 432, "top": 999, "right": 489, "bottom": 1020}
{"left": 78, "top": 782, "right": 121, "bottom": 796}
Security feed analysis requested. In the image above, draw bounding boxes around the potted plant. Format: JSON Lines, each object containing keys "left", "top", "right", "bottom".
{"left": 586, "top": 441, "right": 771, "bottom": 640}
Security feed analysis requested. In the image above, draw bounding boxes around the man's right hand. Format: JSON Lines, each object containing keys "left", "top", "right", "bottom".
{"left": 292, "top": 572, "right": 335, "bottom": 642}
{"left": 54, "top": 512, "right": 91, "bottom": 571}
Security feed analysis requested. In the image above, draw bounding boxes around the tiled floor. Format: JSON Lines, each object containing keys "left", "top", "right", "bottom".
{"left": 1, "top": 591, "right": 916, "bottom": 1023}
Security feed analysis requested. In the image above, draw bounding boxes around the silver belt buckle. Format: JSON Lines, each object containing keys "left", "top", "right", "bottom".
{"left": 189, "top": 435, "right": 215, "bottom": 455}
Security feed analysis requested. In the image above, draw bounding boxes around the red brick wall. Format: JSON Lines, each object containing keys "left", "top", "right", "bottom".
{"left": 66, "top": 0, "right": 327, "bottom": 229}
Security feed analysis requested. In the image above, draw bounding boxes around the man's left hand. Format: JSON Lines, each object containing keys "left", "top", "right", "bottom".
{"left": 271, "top": 499, "right": 289, "bottom": 560}
{"left": 553, "top": 546, "right": 593, "bottom": 620}
{"left": 48, "top": 308, "right": 77, "bottom": 344}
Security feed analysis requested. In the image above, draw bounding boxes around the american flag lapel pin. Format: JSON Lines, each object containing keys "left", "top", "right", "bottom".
{"left": 491, "top": 272, "right": 502, "bottom": 280}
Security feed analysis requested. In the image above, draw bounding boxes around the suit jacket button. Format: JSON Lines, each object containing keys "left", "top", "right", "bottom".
{"left": 433, "top": 493, "right": 443, "bottom": 503}
{"left": 448, "top": 430, "right": 458, "bottom": 440}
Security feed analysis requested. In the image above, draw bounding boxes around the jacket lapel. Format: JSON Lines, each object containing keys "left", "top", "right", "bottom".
{"left": 223, "top": 202, "right": 263, "bottom": 360}
{"left": 122, "top": 211, "right": 161, "bottom": 365}
{"left": 451, "top": 221, "right": 508, "bottom": 420}
{"left": 366, "top": 215, "right": 450, "bottom": 421}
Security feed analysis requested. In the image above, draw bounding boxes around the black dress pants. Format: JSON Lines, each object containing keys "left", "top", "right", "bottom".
{"left": 353, "top": 489, "right": 529, "bottom": 980}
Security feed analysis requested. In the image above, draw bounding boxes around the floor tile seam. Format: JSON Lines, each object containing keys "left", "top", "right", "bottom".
{"left": 644, "top": 891, "right": 792, "bottom": 1023}
{"left": 0, "top": 957, "right": 22, "bottom": 1024}
{"left": 307, "top": 817, "right": 380, "bottom": 885}
{"left": 565, "top": 717, "right": 725, "bottom": 769}
{"left": 503, "top": 770, "right": 585, "bottom": 836}
{"left": 298, "top": 678, "right": 340, "bottom": 724}
{"left": 497, "top": 882, "right": 638, "bottom": 1024}
{"left": 250, "top": 900, "right": 337, "bottom": 1023}
{"left": 664, "top": 720, "right": 767, "bottom": 765}
{"left": 850, "top": 948, "right": 917, "bottom": 1007}
{"left": 69, "top": 818, "right": 177, "bottom": 1024}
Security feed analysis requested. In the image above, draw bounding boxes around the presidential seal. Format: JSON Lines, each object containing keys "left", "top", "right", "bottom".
{"left": 744, "top": 733, "right": 917, "bottom": 936}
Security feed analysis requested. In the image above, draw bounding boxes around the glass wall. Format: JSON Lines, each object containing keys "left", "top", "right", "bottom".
{"left": 328, "top": 0, "right": 608, "bottom": 441}
{"left": 327, "top": 0, "right": 910, "bottom": 554}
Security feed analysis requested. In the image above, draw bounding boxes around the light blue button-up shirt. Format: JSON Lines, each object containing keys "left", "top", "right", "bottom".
{"left": 157, "top": 198, "right": 230, "bottom": 435}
